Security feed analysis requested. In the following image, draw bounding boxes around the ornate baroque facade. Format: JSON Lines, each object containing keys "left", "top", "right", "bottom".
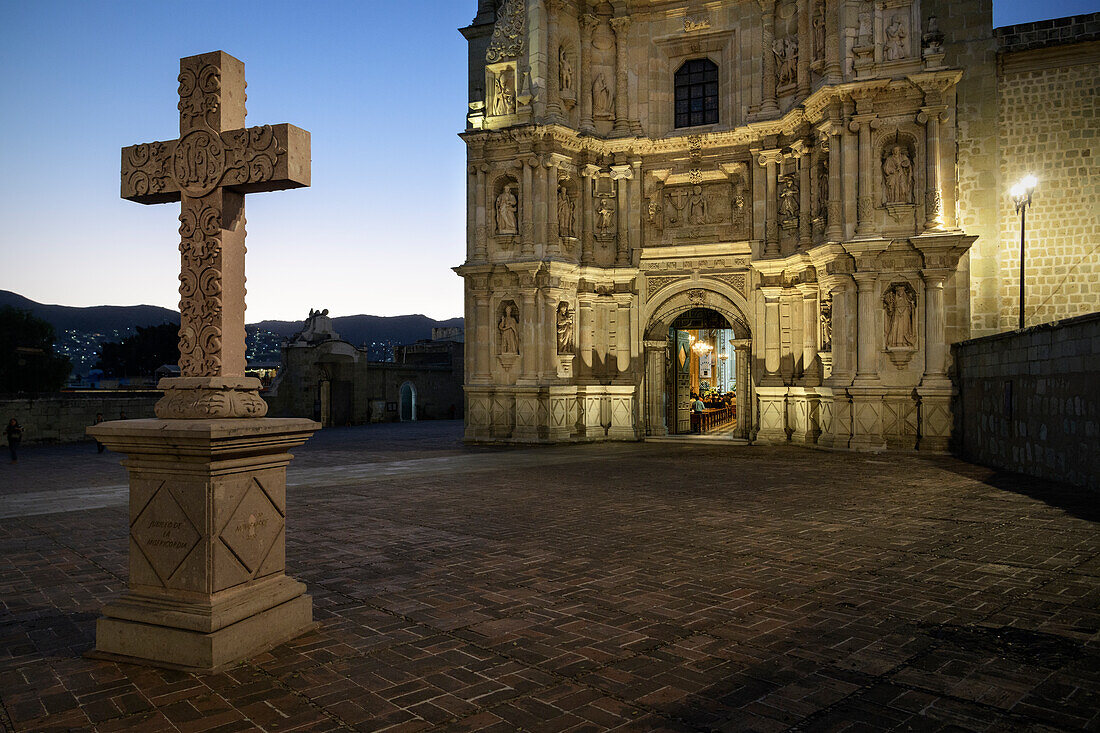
{"left": 454, "top": 1, "right": 1086, "bottom": 449}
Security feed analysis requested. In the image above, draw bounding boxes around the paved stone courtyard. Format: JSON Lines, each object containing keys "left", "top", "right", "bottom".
{"left": 1, "top": 421, "right": 1097, "bottom": 732}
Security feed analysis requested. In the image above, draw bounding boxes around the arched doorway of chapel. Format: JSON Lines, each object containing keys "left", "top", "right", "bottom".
{"left": 643, "top": 301, "right": 753, "bottom": 440}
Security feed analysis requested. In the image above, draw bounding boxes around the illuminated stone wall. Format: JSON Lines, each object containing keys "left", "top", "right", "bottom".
{"left": 995, "top": 19, "right": 1100, "bottom": 331}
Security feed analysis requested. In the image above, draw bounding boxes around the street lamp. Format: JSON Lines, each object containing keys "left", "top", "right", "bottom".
{"left": 1010, "top": 175, "right": 1037, "bottom": 330}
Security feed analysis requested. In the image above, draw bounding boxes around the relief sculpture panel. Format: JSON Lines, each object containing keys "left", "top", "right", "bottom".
{"left": 649, "top": 181, "right": 749, "bottom": 245}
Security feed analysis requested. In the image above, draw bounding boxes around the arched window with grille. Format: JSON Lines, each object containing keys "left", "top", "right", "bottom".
{"left": 674, "top": 58, "right": 719, "bottom": 129}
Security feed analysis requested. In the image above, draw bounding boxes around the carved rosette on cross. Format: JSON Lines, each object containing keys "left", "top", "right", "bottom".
{"left": 120, "top": 51, "right": 311, "bottom": 419}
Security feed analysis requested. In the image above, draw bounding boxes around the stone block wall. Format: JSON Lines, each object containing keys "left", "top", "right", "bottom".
{"left": 0, "top": 393, "right": 160, "bottom": 444}
{"left": 996, "top": 20, "right": 1100, "bottom": 330}
{"left": 953, "top": 312, "right": 1099, "bottom": 490}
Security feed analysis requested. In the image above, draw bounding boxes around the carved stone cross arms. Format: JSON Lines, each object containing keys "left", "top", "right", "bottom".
{"left": 121, "top": 51, "right": 310, "bottom": 419}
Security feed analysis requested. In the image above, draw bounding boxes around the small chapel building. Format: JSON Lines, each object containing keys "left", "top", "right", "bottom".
{"left": 454, "top": 1, "right": 1100, "bottom": 449}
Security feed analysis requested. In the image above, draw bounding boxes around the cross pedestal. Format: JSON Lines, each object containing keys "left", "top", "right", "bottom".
{"left": 88, "top": 51, "right": 319, "bottom": 671}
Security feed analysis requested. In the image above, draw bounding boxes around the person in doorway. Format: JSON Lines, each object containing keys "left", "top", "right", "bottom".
{"left": 690, "top": 393, "right": 706, "bottom": 433}
{"left": 5, "top": 418, "right": 24, "bottom": 463}
{"left": 94, "top": 413, "right": 105, "bottom": 453}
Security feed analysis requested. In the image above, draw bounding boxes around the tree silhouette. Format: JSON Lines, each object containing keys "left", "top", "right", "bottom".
{"left": 0, "top": 306, "right": 72, "bottom": 393}
{"left": 96, "top": 324, "right": 180, "bottom": 378}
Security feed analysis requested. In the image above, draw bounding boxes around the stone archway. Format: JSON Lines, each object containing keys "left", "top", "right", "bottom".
{"left": 643, "top": 286, "right": 754, "bottom": 439}
{"left": 399, "top": 382, "right": 417, "bottom": 422}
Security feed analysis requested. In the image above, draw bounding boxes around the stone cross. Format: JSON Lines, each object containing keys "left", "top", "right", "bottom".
{"left": 121, "top": 51, "right": 310, "bottom": 418}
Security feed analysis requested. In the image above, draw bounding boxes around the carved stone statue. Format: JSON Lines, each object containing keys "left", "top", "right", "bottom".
{"left": 813, "top": 1, "right": 826, "bottom": 60}
{"left": 556, "top": 302, "right": 575, "bottom": 354}
{"left": 557, "top": 185, "right": 575, "bottom": 237}
{"left": 592, "top": 73, "right": 612, "bottom": 117}
{"left": 688, "top": 186, "right": 707, "bottom": 225}
{"left": 884, "top": 16, "right": 907, "bottom": 61}
{"left": 498, "top": 302, "right": 520, "bottom": 355}
{"left": 883, "top": 283, "right": 916, "bottom": 348}
{"left": 779, "top": 174, "right": 799, "bottom": 223}
{"left": 496, "top": 185, "right": 518, "bottom": 235}
{"left": 820, "top": 295, "right": 833, "bottom": 352}
{"left": 559, "top": 46, "right": 573, "bottom": 94}
{"left": 492, "top": 70, "right": 516, "bottom": 116}
{"left": 596, "top": 198, "right": 615, "bottom": 232}
{"left": 883, "top": 145, "right": 913, "bottom": 203}
{"left": 774, "top": 37, "right": 798, "bottom": 86}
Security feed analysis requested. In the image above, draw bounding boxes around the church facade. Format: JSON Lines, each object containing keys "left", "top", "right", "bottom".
{"left": 455, "top": 0, "right": 1099, "bottom": 449}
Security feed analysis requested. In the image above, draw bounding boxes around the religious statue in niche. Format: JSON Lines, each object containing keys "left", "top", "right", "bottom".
{"left": 596, "top": 198, "right": 615, "bottom": 233}
{"left": 556, "top": 302, "right": 575, "bottom": 354}
{"left": 557, "top": 185, "right": 575, "bottom": 237}
{"left": 812, "top": 0, "right": 826, "bottom": 60}
{"left": 883, "top": 283, "right": 917, "bottom": 348}
{"left": 884, "top": 15, "right": 907, "bottom": 61}
{"left": 820, "top": 295, "right": 833, "bottom": 352}
{"left": 559, "top": 46, "right": 573, "bottom": 96}
{"left": 492, "top": 69, "right": 516, "bottom": 116}
{"left": 496, "top": 185, "right": 518, "bottom": 235}
{"left": 779, "top": 174, "right": 800, "bottom": 226}
{"left": 592, "top": 73, "right": 612, "bottom": 117}
{"left": 882, "top": 144, "right": 914, "bottom": 204}
{"left": 498, "top": 302, "right": 520, "bottom": 355}
{"left": 773, "top": 37, "right": 798, "bottom": 86}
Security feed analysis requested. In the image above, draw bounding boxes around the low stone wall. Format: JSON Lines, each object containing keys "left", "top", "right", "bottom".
{"left": 0, "top": 392, "right": 160, "bottom": 444}
{"left": 953, "top": 312, "right": 1099, "bottom": 489}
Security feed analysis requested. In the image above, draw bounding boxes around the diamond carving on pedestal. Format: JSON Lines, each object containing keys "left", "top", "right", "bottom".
{"left": 132, "top": 486, "right": 201, "bottom": 586}
{"left": 221, "top": 480, "right": 285, "bottom": 575}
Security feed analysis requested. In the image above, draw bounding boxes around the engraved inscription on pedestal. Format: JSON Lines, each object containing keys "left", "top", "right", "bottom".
{"left": 131, "top": 484, "right": 201, "bottom": 586}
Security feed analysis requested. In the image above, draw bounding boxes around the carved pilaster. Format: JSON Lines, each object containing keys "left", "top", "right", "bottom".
{"left": 545, "top": 0, "right": 563, "bottom": 122}
{"left": 579, "top": 14, "right": 599, "bottom": 134}
{"left": 610, "top": 163, "right": 632, "bottom": 264}
{"left": 758, "top": 149, "right": 784, "bottom": 256}
{"left": 760, "top": 0, "right": 779, "bottom": 115}
{"left": 610, "top": 15, "right": 632, "bottom": 137}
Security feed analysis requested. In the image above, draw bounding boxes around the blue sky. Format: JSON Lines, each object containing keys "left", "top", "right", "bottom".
{"left": 0, "top": 0, "right": 1095, "bottom": 321}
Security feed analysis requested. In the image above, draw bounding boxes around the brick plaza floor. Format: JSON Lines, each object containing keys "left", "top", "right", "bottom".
{"left": 1, "top": 421, "right": 1097, "bottom": 732}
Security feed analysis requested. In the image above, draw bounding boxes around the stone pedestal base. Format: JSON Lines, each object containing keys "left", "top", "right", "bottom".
{"left": 755, "top": 388, "right": 789, "bottom": 444}
{"left": 87, "top": 417, "right": 319, "bottom": 672}
{"left": 918, "top": 382, "right": 954, "bottom": 453}
{"left": 848, "top": 384, "right": 887, "bottom": 451}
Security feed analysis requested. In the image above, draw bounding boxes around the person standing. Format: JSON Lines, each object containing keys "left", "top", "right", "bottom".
{"left": 94, "top": 413, "right": 105, "bottom": 454}
{"left": 5, "top": 418, "right": 23, "bottom": 463}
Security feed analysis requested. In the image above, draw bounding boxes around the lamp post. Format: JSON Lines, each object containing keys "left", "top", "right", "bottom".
{"left": 1010, "top": 175, "right": 1037, "bottom": 331}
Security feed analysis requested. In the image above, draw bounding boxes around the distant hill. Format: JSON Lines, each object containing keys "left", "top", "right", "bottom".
{"left": 251, "top": 314, "right": 465, "bottom": 347}
{"left": 0, "top": 290, "right": 179, "bottom": 333}
{"left": 0, "top": 289, "right": 463, "bottom": 348}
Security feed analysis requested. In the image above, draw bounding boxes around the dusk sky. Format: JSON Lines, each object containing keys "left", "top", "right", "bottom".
{"left": 1, "top": 0, "right": 1096, "bottom": 322}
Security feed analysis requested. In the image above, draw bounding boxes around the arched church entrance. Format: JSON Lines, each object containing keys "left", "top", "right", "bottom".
{"left": 643, "top": 292, "right": 753, "bottom": 441}
{"left": 399, "top": 382, "right": 417, "bottom": 422}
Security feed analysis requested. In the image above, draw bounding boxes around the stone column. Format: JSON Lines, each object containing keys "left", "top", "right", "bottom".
{"left": 581, "top": 165, "right": 598, "bottom": 264}
{"left": 629, "top": 159, "right": 643, "bottom": 263}
{"left": 919, "top": 107, "right": 948, "bottom": 231}
{"left": 610, "top": 15, "right": 632, "bottom": 137}
{"left": 611, "top": 164, "right": 632, "bottom": 265}
{"left": 760, "top": 0, "right": 779, "bottom": 115}
{"left": 850, "top": 114, "right": 876, "bottom": 237}
{"left": 615, "top": 294, "right": 632, "bottom": 373}
{"left": 546, "top": 158, "right": 560, "bottom": 256}
{"left": 534, "top": 154, "right": 548, "bottom": 254}
{"left": 579, "top": 15, "right": 599, "bottom": 134}
{"left": 797, "top": 144, "right": 812, "bottom": 248}
{"left": 921, "top": 271, "right": 948, "bottom": 382}
{"left": 643, "top": 340, "right": 668, "bottom": 435}
{"left": 474, "top": 292, "right": 491, "bottom": 381}
{"left": 797, "top": 0, "right": 811, "bottom": 98}
{"left": 853, "top": 271, "right": 879, "bottom": 379}
{"left": 522, "top": 158, "right": 536, "bottom": 255}
{"left": 734, "top": 340, "right": 752, "bottom": 439}
{"left": 578, "top": 295, "right": 594, "bottom": 376}
{"left": 825, "top": 122, "right": 843, "bottom": 240}
{"left": 761, "top": 286, "right": 783, "bottom": 384}
{"left": 545, "top": 0, "right": 563, "bottom": 122}
{"left": 788, "top": 288, "right": 804, "bottom": 378}
{"left": 823, "top": 0, "right": 841, "bottom": 82}
{"left": 799, "top": 284, "right": 820, "bottom": 384}
{"left": 520, "top": 290, "right": 538, "bottom": 381}
{"left": 473, "top": 164, "right": 488, "bottom": 260}
{"left": 759, "top": 150, "right": 783, "bottom": 256}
